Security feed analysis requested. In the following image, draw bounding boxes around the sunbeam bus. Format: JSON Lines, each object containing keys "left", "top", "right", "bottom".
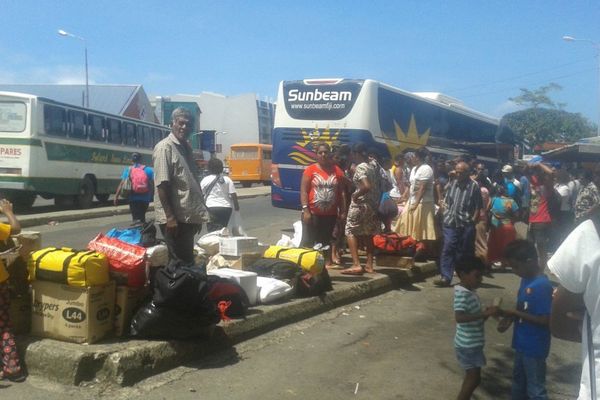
{"left": 0, "top": 91, "right": 171, "bottom": 209}
{"left": 271, "top": 78, "right": 515, "bottom": 209}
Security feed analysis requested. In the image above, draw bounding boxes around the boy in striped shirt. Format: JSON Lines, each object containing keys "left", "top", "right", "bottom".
{"left": 454, "top": 256, "right": 499, "bottom": 400}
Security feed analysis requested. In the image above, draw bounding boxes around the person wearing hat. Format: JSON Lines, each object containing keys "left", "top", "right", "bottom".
{"left": 501, "top": 164, "right": 522, "bottom": 205}
{"left": 114, "top": 152, "right": 154, "bottom": 222}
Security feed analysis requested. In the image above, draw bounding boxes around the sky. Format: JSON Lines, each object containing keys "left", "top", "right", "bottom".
{"left": 2, "top": 1, "right": 600, "bottom": 123}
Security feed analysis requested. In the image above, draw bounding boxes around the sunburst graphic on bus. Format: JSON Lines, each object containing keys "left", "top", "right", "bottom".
{"left": 385, "top": 114, "right": 431, "bottom": 159}
{"left": 288, "top": 127, "right": 341, "bottom": 165}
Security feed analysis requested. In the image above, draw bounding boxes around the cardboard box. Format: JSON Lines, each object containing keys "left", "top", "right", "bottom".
{"left": 31, "top": 280, "right": 116, "bottom": 344}
{"left": 9, "top": 293, "right": 31, "bottom": 334}
{"left": 219, "top": 237, "right": 259, "bottom": 257}
{"left": 208, "top": 268, "right": 258, "bottom": 306}
{"left": 375, "top": 255, "right": 415, "bottom": 269}
{"left": 222, "top": 252, "right": 262, "bottom": 270}
{"left": 114, "top": 286, "right": 148, "bottom": 337}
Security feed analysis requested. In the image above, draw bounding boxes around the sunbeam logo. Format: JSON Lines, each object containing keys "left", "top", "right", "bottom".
{"left": 287, "top": 127, "right": 341, "bottom": 166}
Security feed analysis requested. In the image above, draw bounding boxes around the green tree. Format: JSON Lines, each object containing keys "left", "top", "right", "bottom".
{"left": 509, "top": 83, "right": 564, "bottom": 109}
{"left": 501, "top": 108, "right": 596, "bottom": 147}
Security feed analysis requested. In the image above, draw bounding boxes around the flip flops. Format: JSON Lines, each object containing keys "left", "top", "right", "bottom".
{"left": 341, "top": 267, "right": 365, "bottom": 275}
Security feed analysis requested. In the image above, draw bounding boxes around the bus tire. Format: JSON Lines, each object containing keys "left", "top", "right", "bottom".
{"left": 262, "top": 181, "right": 271, "bottom": 186}
{"left": 241, "top": 182, "right": 252, "bottom": 188}
{"left": 77, "top": 177, "right": 95, "bottom": 209}
{"left": 95, "top": 193, "right": 110, "bottom": 203}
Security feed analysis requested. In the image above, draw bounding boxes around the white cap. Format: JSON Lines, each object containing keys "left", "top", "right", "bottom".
{"left": 501, "top": 165, "right": 513, "bottom": 173}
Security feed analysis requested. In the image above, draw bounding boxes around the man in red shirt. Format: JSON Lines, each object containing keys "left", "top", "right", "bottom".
{"left": 300, "top": 142, "right": 347, "bottom": 267}
{"left": 527, "top": 159, "right": 555, "bottom": 269}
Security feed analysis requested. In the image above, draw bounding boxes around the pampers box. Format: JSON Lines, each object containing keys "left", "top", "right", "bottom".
{"left": 208, "top": 268, "right": 258, "bottom": 306}
{"left": 31, "top": 280, "right": 116, "bottom": 344}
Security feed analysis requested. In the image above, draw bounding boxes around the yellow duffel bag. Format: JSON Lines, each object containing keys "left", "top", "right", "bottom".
{"left": 263, "top": 246, "right": 324, "bottom": 275}
{"left": 28, "top": 247, "right": 110, "bottom": 287}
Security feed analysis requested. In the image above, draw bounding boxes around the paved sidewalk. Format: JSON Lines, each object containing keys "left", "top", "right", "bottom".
{"left": 19, "top": 185, "right": 271, "bottom": 228}
{"left": 20, "top": 261, "right": 438, "bottom": 387}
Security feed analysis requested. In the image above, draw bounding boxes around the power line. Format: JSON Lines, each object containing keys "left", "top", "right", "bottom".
{"left": 446, "top": 58, "right": 591, "bottom": 94}
{"left": 458, "top": 67, "right": 596, "bottom": 100}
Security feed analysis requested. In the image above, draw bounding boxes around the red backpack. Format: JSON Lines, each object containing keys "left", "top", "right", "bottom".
{"left": 130, "top": 165, "right": 150, "bottom": 194}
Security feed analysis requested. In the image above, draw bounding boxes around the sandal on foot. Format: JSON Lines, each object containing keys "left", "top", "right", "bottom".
{"left": 341, "top": 267, "right": 364, "bottom": 275}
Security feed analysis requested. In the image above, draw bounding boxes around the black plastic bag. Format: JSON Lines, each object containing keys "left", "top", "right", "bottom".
{"left": 130, "top": 220, "right": 157, "bottom": 248}
{"left": 130, "top": 301, "right": 219, "bottom": 339}
{"left": 153, "top": 260, "right": 210, "bottom": 312}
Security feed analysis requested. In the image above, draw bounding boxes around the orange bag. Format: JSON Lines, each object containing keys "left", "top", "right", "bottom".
{"left": 88, "top": 233, "right": 147, "bottom": 287}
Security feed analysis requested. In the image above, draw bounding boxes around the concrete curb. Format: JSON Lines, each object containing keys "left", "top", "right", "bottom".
{"left": 22, "top": 261, "right": 438, "bottom": 387}
{"left": 19, "top": 188, "right": 271, "bottom": 228}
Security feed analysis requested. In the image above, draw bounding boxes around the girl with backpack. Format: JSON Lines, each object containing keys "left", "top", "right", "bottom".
{"left": 114, "top": 152, "right": 154, "bottom": 223}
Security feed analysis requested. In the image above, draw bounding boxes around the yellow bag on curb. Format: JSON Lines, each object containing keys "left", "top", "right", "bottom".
{"left": 263, "top": 246, "right": 324, "bottom": 275}
{"left": 28, "top": 247, "right": 109, "bottom": 287}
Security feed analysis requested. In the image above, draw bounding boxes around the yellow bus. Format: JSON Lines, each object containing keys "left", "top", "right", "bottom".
{"left": 228, "top": 143, "right": 272, "bottom": 187}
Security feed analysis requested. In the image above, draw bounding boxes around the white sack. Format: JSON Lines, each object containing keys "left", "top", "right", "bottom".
{"left": 257, "top": 276, "right": 293, "bottom": 304}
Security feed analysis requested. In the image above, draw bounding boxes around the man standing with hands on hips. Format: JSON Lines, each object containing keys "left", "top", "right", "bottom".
{"left": 153, "top": 107, "right": 207, "bottom": 264}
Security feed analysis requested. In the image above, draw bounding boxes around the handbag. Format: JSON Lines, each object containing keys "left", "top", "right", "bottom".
{"left": 120, "top": 172, "right": 133, "bottom": 199}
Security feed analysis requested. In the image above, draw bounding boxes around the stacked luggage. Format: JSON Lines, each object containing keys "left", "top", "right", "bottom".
{"left": 12, "top": 220, "right": 334, "bottom": 344}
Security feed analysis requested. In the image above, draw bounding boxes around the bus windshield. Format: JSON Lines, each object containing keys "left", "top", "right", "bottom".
{"left": 0, "top": 102, "right": 26, "bottom": 132}
{"left": 231, "top": 148, "right": 259, "bottom": 160}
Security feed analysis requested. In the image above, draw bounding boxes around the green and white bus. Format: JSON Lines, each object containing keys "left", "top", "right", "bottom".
{"left": 0, "top": 91, "right": 170, "bottom": 209}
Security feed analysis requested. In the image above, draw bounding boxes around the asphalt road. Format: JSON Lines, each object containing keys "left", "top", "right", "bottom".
{"left": 26, "top": 195, "right": 297, "bottom": 249}
{"left": 4, "top": 272, "right": 581, "bottom": 399}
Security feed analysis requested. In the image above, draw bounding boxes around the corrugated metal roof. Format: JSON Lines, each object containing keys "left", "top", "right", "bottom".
{"left": 0, "top": 84, "right": 139, "bottom": 115}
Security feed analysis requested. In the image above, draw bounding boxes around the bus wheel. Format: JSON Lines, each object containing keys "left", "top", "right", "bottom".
{"left": 95, "top": 193, "right": 110, "bottom": 203}
{"left": 241, "top": 182, "right": 252, "bottom": 188}
{"left": 262, "top": 181, "right": 271, "bottom": 186}
{"left": 77, "top": 177, "right": 95, "bottom": 209}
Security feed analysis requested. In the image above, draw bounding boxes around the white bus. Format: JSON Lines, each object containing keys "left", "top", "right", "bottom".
{"left": 271, "top": 78, "right": 515, "bottom": 209}
{"left": 0, "top": 91, "right": 170, "bottom": 209}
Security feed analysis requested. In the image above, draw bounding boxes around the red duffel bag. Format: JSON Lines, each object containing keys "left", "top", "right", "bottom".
{"left": 88, "top": 233, "right": 147, "bottom": 287}
{"left": 372, "top": 233, "right": 417, "bottom": 254}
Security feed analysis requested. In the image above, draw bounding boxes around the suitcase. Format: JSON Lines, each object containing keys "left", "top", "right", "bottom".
{"left": 28, "top": 247, "right": 110, "bottom": 287}
{"left": 262, "top": 246, "right": 324, "bottom": 275}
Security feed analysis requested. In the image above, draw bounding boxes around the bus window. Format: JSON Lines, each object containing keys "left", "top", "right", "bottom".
{"left": 107, "top": 118, "right": 122, "bottom": 144}
{"left": 88, "top": 114, "right": 105, "bottom": 142}
{"left": 139, "top": 126, "right": 152, "bottom": 148}
{"left": 231, "top": 148, "right": 259, "bottom": 160}
{"left": 0, "top": 102, "right": 26, "bottom": 133}
{"left": 263, "top": 150, "right": 272, "bottom": 160}
{"left": 69, "top": 110, "right": 86, "bottom": 139}
{"left": 123, "top": 122, "right": 136, "bottom": 146}
{"left": 44, "top": 105, "right": 66, "bottom": 136}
